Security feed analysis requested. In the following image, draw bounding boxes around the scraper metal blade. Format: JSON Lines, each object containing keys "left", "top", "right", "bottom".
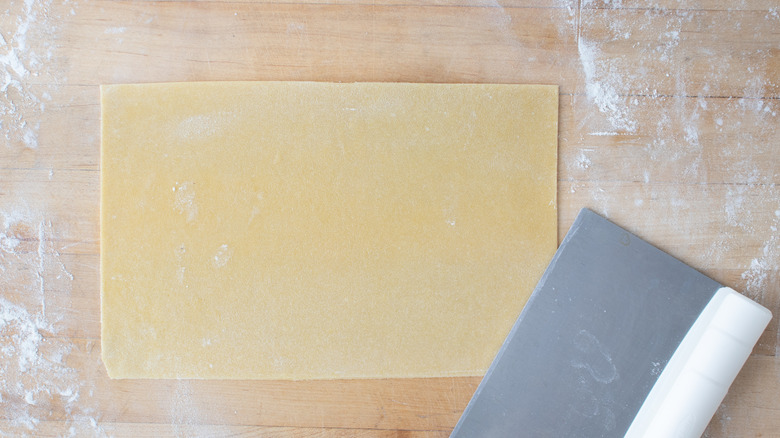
{"left": 451, "top": 208, "right": 771, "bottom": 437}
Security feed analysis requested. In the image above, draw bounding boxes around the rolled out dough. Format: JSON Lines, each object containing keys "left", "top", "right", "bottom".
{"left": 100, "top": 82, "right": 558, "bottom": 379}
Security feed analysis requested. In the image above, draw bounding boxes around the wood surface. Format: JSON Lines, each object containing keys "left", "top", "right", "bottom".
{"left": 1, "top": 0, "right": 778, "bottom": 436}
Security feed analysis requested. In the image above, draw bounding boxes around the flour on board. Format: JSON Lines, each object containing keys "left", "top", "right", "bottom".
{"left": 556, "top": 0, "right": 779, "bottom": 378}
{"left": 1, "top": 0, "right": 778, "bottom": 435}
{"left": 0, "top": 0, "right": 58, "bottom": 150}
{"left": 0, "top": 209, "right": 105, "bottom": 436}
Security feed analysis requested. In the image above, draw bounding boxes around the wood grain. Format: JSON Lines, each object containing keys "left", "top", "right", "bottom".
{"left": 1, "top": 0, "right": 778, "bottom": 436}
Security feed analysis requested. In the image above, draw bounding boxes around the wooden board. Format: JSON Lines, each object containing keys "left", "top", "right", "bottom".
{"left": 1, "top": 0, "right": 778, "bottom": 436}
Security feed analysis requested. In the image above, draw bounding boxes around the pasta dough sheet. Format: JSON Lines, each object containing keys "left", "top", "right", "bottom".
{"left": 100, "top": 82, "right": 558, "bottom": 379}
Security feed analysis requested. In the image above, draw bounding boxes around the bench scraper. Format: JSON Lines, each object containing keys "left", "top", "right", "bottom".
{"left": 451, "top": 208, "right": 772, "bottom": 437}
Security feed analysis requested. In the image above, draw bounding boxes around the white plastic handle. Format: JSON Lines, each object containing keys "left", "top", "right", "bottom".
{"left": 624, "top": 287, "right": 772, "bottom": 438}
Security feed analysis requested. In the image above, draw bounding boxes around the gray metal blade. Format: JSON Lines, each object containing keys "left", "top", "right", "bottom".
{"left": 451, "top": 208, "right": 721, "bottom": 437}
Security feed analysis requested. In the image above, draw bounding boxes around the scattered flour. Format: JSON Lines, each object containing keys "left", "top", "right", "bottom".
{"left": 0, "top": 0, "right": 59, "bottom": 149}
{"left": 176, "top": 111, "right": 235, "bottom": 140}
{"left": 571, "top": 329, "right": 618, "bottom": 384}
{"left": 103, "top": 26, "right": 126, "bottom": 34}
{"left": 0, "top": 208, "right": 105, "bottom": 437}
{"left": 213, "top": 244, "right": 233, "bottom": 268}
{"left": 0, "top": 0, "right": 777, "bottom": 435}
{"left": 740, "top": 213, "right": 780, "bottom": 303}
{"left": 1, "top": 4, "right": 104, "bottom": 431}
{"left": 171, "top": 380, "right": 198, "bottom": 437}
{"left": 564, "top": 0, "right": 779, "bottom": 371}
{"left": 173, "top": 181, "right": 198, "bottom": 222}
{"left": 577, "top": 38, "right": 637, "bottom": 133}
{"left": 574, "top": 149, "right": 592, "bottom": 170}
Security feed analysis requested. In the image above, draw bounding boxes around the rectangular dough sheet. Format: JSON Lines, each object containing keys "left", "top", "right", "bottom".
{"left": 100, "top": 82, "right": 558, "bottom": 379}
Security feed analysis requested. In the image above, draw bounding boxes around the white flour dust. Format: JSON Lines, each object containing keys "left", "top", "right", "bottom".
{"left": 170, "top": 380, "right": 226, "bottom": 437}
{"left": 0, "top": 209, "right": 105, "bottom": 437}
{"left": 171, "top": 380, "right": 197, "bottom": 436}
{"left": 559, "top": 1, "right": 779, "bottom": 362}
{"left": 213, "top": 243, "right": 233, "bottom": 268}
{"left": 577, "top": 38, "right": 637, "bottom": 133}
{"left": 173, "top": 181, "right": 198, "bottom": 222}
{"left": 571, "top": 329, "right": 618, "bottom": 384}
{"left": 176, "top": 111, "right": 236, "bottom": 141}
{"left": 1, "top": 0, "right": 61, "bottom": 149}
{"left": 1, "top": 1, "right": 103, "bottom": 433}
{"left": 103, "top": 26, "right": 126, "bottom": 35}
{"left": 741, "top": 210, "right": 780, "bottom": 302}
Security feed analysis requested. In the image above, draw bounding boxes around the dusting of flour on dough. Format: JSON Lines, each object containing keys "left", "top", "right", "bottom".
{"left": 177, "top": 111, "right": 236, "bottom": 140}
{"left": 213, "top": 244, "right": 233, "bottom": 268}
{"left": 173, "top": 181, "right": 198, "bottom": 222}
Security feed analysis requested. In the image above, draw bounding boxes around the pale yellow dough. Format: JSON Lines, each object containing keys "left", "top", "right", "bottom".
{"left": 100, "top": 82, "right": 558, "bottom": 379}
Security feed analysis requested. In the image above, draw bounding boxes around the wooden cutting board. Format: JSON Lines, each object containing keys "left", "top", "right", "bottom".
{"left": 1, "top": 0, "right": 778, "bottom": 436}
